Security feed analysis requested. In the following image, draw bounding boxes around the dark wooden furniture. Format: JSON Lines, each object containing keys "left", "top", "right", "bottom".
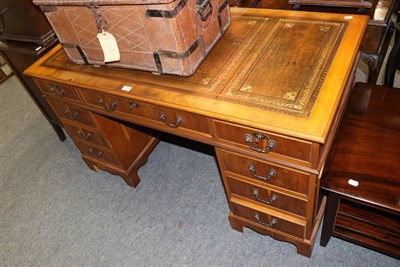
{"left": 229, "top": 0, "right": 397, "bottom": 84}
{"left": 320, "top": 83, "right": 400, "bottom": 259}
{"left": 0, "top": 0, "right": 54, "bottom": 44}
{"left": 0, "top": 41, "right": 65, "bottom": 141}
{"left": 0, "top": 0, "right": 65, "bottom": 141}
{"left": 288, "top": 0, "right": 376, "bottom": 10}
{"left": 385, "top": 21, "right": 400, "bottom": 87}
{"left": 24, "top": 8, "right": 368, "bottom": 257}
{"left": 0, "top": 55, "right": 12, "bottom": 83}
{"left": 360, "top": 23, "right": 394, "bottom": 84}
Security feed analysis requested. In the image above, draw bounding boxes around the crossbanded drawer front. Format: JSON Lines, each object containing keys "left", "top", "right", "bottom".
{"left": 75, "top": 140, "right": 120, "bottom": 166}
{"left": 80, "top": 90, "right": 143, "bottom": 115}
{"left": 63, "top": 123, "right": 109, "bottom": 148}
{"left": 36, "top": 79, "right": 81, "bottom": 102}
{"left": 214, "top": 120, "right": 313, "bottom": 164}
{"left": 80, "top": 90, "right": 212, "bottom": 136}
{"left": 220, "top": 149, "right": 310, "bottom": 196}
{"left": 227, "top": 175, "right": 307, "bottom": 217}
{"left": 230, "top": 200, "right": 305, "bottom": 239}
{"left": 49, "top": 100, "right": 97, "bottom": 127}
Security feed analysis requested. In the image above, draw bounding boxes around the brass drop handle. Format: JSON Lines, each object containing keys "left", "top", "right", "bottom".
{"left": 248, "top": 163, "right": 276, "bottom": 181}
{"left": 105, "top": 101, "right": 117, "bottom": 111}
{"left": 49, "top": 84, "right": 65, "bottom": 97}
{"left": 64, "top": 109, "right": 79, "bottom": 120}
{"left": 98, "top": 98, "right": 117, "bottom": 111}
{"left": 129, "top": 101, "right": 140, "bottom": 109}
{"left": 244, "top": 133, "right": 276, "bottom": 153}
{"left": 254, "top": 212, "right": 278, "bottom": 227}
{"left": 159, "top": 112, "right": 183, "bottom": 128}
{"left": 77, "top": 130, "right": 91, "bottom": 140}
{"left": 98, "top": 98, "right": 105, "bottom": 106}
{"left": 88, "top": 148, "right": 102, "bottom": 158}
{"left": 252, "top": 188, "right": 278, "bottom": 205}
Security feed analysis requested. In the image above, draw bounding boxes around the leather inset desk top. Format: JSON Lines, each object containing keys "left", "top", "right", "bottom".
{"left": 44, "top": 15, "right": 346, "bottom": 117}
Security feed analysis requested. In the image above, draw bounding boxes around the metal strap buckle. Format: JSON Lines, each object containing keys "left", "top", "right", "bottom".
{"left": 197, "top": 0, "right": 213, "bottom": 21}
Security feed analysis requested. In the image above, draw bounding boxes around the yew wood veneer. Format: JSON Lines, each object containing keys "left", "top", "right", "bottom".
{"left": 24, "top": 8, "right": 368, "bottom": 257}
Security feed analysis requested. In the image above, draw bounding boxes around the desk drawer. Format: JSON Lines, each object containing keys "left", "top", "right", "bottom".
{"left": 228, "top": 176, "right": 307, "bottom": 217}
{"left": 219, "top": 149, "right": 310, "bottom": 196}
{"left": 63, "top": 123, "right": 109, "bottom": 147}
{"left": 49, "top": 100, "right": 97, "bottom": 127}
{"left": 36, "top": 79, "right": 81, "bottom": 102}
{"left": 80, "top": 89, "right": 212, "bottom": 136}
{"left": 230, "top": 201, "right": 305, "bottom": 239}
{"left": 75, "top": 140, "right": 119, "bottom": 166}
{"left": 214, "top": 120, "right": 313, "bottom": 163}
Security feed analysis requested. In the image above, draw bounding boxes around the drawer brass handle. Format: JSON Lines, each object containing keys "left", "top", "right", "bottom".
{"left": 105, "top": 101, "right": 117, "bottom": 111}
{"left": 98, "top": 98, "right": 117, "bottom": 111}
{"left": 49, "top": 84, "right": 65, "bottom": 97}
{"left": 248, "top": 163, "right": 276, "bottom": 181}
{"left": 244, "top": 133, "right": 276, "bottom": 153}
{"left": 77, "top": 130, "right": 91, "bottom": 140}
{"left": 129, "top": 101, "right": 140, "bottom": 109}
{"left": 63, "top": 110, "right": 79, "bottom": 120}
{"left": 252, "top": 188, "right": 278, "bottom": 205}
{"left": 88, "top": 148, "right": 102, "bottom": 158}
{"left": 254, "top": 212, "right": 278, "bottom": 227}
{"left": 159, "top": 112, "right": 183, "bottom": 128}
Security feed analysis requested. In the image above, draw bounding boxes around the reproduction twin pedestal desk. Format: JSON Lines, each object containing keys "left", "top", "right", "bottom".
{"left": 24, "top": 8, "right": 368, "bottom": 257}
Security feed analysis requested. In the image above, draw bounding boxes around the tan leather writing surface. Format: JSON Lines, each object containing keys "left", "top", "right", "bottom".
{"left": 44, "top": 15, "right": 346, "bottom": 117}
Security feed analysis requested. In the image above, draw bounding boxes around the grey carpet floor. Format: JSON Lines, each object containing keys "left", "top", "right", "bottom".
{"left": 1, "top": 69, "right": 399, "bottom": 266}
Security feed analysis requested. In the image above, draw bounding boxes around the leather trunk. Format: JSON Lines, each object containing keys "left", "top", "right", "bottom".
{"left": 33, "top": 0, "right": 231, "bottom": 76}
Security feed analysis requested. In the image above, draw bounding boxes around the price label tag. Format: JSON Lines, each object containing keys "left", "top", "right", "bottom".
{"left": 121, "top": 85, "right": 133, "bottom": 92}
{"left": 97, "top": 31, "right": 120, "bottom": 63}
{"left": 348, "top": 179, "right": 359, "bottom": 187}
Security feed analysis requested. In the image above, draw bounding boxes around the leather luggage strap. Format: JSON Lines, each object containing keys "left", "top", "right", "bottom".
{"left": 146, "top": 0, "right": 188, "bottom": 18}
{"left": 152, "top": 0, "right": 229, "bottom": 74}
{"left": 60, "top": 43, "right": 89, "bottom": 64}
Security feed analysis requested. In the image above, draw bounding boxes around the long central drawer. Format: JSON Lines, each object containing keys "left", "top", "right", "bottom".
{"left": 79, "top": 89, "right": 213, "bottom": 139}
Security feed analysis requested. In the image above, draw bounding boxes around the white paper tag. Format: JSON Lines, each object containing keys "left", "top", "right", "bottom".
{"left": 97, "top": 31, "right": 120, "bottom": 63}
{"left": 121, "top": 85, "right": 133, "bottom": 92}
{"left": 344, "top": 16, "right": 353, "bottom": 20}
{"left": 348, "top": 179, "right": 359, "bottom": 187}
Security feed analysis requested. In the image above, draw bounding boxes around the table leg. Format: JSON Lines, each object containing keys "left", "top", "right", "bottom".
{"left": 361, "top": 53, "right": 379, "bottom": 84}
{"left": 320, "top": 191, "right": 340, "bottom": 247}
